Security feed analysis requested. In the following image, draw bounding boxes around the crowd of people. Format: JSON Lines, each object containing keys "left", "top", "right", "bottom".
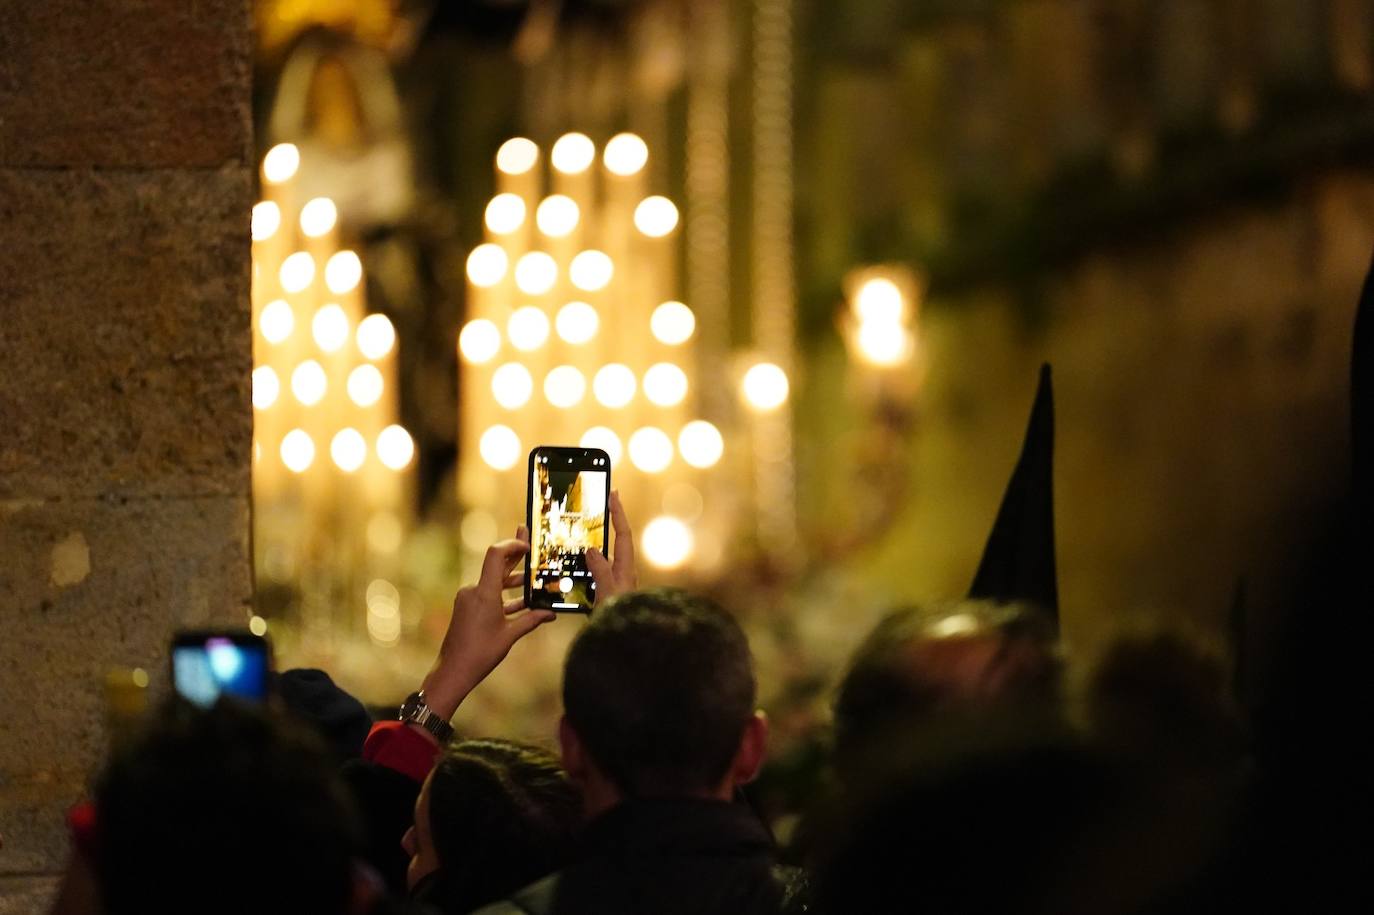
{"left": 36, "top": 481, "right": 1362, "bottom": 913}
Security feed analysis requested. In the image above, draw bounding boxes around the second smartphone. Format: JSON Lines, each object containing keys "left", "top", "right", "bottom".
{"left": 525, "top": 446, "right": 611, "bottom": 612}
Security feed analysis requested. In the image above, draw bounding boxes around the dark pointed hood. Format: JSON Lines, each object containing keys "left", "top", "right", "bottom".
{"left": 968, "top": 364, "right": 1059, "bottom": 624}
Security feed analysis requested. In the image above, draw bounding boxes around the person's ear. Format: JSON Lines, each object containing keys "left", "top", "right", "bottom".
{"left": 730, "top": 710, "right": 769, "bottom": 786}
{"left": 559, "top": 715, "right": 587, "bottom": 781}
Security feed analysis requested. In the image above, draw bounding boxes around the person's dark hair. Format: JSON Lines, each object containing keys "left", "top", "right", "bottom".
{"left": 833, "top": 601, "right": 1060, "bottom": 770}
{"left": 95, "top": 699, "right": 360, "bottom": 915}
{"left": 418, "top": 739, "right": 581, "bottom": 913}
{"left": 563, "top": 588, "right": 756, "bottom": 797}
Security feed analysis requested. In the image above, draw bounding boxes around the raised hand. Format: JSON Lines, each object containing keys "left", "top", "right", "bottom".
{"left": 585, "top": 490, "right": 638, "bottom": 605}
{"left": 421, "top": 526, "right": 555, "bottom": 719}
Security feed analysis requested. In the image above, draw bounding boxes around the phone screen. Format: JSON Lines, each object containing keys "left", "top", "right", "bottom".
{"left": 171, "top": 632, "right": 270, "bottom": 708}
{"left": 526, "top": 446, "right": 611, "bottom": 612}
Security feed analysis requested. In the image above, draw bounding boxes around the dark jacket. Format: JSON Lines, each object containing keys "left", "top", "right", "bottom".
{"left": 471, "top": 797, "right": 805, "bottom": 915}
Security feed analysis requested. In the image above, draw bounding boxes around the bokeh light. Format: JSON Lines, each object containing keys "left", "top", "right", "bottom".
{"left": 251, "top": 201, "right": 280, "bottom": 241}
{"left": 650, "top": 301, "right": 695, "bottom": 345}
{"left": 507, "top": 306, "right": 550, "bottom": 351}
{"left": 580, "top": 426, "right": 623, "bottom": 465}
{"left": 642, "top": 516, "right": 693, "bottom": 569}
{"left": 259, "top": 299, "right": 294, "bottom": 344}
{"left": 484, "top": 193, "right": 527, "bottom": 234}
{"left": 536, "top": 195, "right": 580, "bottom": 237}
{"left": 628, "top": 427, "right": 674, "bottom": 473}
{"left": 854, "top": 277, "right": 904, "bottom": 325}
{"left": 496, "top": 138, "right": 539, "bottom": 175}
{"left": 544, "top": 366, "right": 586, "bottom": 408}
{"left": 678, "top": 421, "right": 724, "bottom": 468}
{"left": 299, "top": 197, "right": 338, "bottom": 238}
{"left": 555, "top": 301, "right": 599, "bottom": 344}
{"left": 347, "top": 364, "right": 384, "bottom": 407}
{"left": 377, "top": 425, "right": 415, "bottom": 470}
{"left": 251, "top": 366, "right": 279, "bottom": 410}
{"left": 855, "top": 322, "right": 911, "bottom": 366}
{"left": 325, "top": 251, "right": 363, "bottom": 294}
{"left": 643, "top": 363, "right": 688, "bottom": 407}
{"left": 356, "top": 313, "right": 396, "bottom": 360}
{"left": 458, "top": 319, "right": 501, "bottom": 364}
{"left": 480, "top": 425, "right": 521, "bottom": 470}
{"left": 280, "top": 429, "right": 315, "bottom": 473}
{"left": 741, "top": 362, "right": 789, "bottom": 412}
{"left": 311, "top": 304, "right": 350, "bottom": 353}
{"left": 492, "top": 362, "right": 534, "bottom": 409}
{"left": 279, "top": 252, "right": 315, "bottom": 292}
{"left": 330, "top": 428, "right": 367, "bottom": 473}
{"left": 593, "top": 364, "right": 636, "bottom": 408}
{"left": 603, "top": 133, "right": 649, "bottom": 176}
{"left": 262, "top": 143, "right": 300, "bottom": 184}
{"left": 551, "top": 133, "right": 595, "bottom": 174}
{"left": 291, "top": 360, "right": 327, "bottom": 406}
{"left": 633, "top": 196, "right": 680, "bottom": 237}
{"left": 466, "top": 244, "right": 508, "bottom": 287}
{"left": 514, "top": 252, "right": 558, "bottom": 295}
{"left": 569, "top": 250, "right": 613, "bottom": 291}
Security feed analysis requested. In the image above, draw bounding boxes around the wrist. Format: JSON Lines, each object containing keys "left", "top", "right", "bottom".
{"left": 419, "top": 664, "right": 480, "bottom": 721}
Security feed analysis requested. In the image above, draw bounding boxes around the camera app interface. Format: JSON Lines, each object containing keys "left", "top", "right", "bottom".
{"left": 530, "top": 453, "right": 608, "bottom": 609}
{"left": 173, "top": 637, "right": 269, "bottom": 708}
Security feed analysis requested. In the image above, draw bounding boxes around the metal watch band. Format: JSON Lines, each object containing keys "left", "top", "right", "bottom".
{"left": 402, "top": 691, "right": 455, "bottom": 743}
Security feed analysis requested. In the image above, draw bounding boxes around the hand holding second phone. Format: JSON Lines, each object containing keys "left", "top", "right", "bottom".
{"left": 585, "top": 490, "right": 639, "bottom": 605}
{"left": 420, "top": 525, "right": 555, "bottom": 722}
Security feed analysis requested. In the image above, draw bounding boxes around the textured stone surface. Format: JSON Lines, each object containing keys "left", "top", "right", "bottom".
{"left": 0, "top": 494, "right": 252, "bottom": 873}
{"left": 0, "top": 877, "right": 60, "bottom": 915}
{"left": 0, "top": 1, "right": 252, "bottom": 168}
{"left": 0, "top": 167, "right": 252, "bottom": 501}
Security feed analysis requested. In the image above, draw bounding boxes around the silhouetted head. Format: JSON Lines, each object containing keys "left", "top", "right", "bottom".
{"left": 95, "top": 699, "right": 359, "bottom": 915}
{"left": 833, "top": 601, "right": 1060, "bottom": 777}
{"left": 560, "top": 588, "right": 765, "bottom": 801}
{"left": 404, "top": 739, "right": 580, "bottom": 912}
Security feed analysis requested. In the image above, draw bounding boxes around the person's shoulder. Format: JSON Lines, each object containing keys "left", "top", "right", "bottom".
{"left": 468, "top": 872, "right": 560, "bottom": 915}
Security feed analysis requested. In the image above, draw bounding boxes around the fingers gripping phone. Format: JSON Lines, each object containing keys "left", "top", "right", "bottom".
{"left": 171, "top": 631, "right": 271, "bottom": 708}
{"left": 525, "top": 446, "right": 611, "bottom": 612}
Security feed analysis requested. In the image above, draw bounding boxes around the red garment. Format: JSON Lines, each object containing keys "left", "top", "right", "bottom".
{"left": 362, "top": 720, "right": 442, "bottom": 783}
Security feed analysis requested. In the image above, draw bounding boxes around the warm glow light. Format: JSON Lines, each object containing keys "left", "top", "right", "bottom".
{"left": 507, "top": 306, "right": 550, "bottom": 351}
{"left": 479, "top": 425, "right": 521, "bottom": 470}
{"left": 854, "top": 277, "right": 904, "bottom": 325}
{"left": 496, "top": 138, "right": 539, "bottom": 175}
{"left": 299, "top": 197, "right": 338, "bottom": 237}
{"left": 356, "top": 313, "right": 396, "bottom": 360}
{"left": 856, "top": 322, "right": 911, "bottom": 366}
{"left": 650, "top": 301, "right": 695, "bottom": 345}
{"left": 742, "top": 362, "right": 789, "bottom": 412}
{"left": 291, "top": 360, "right": 327, "bottom": 406}
{"left": 249, "top": 616, "right": 268, "bottom": 637}
{"left": 678, "top": 421, "right": 724, "bottom": 468}
{"left": 643, "top": 363, "right": 688, "bottom": 407}
{"left": 491, "top": 362, "right": 534, "bottom": 409}
{"left": 544, "top": 366, "right": 586, "bottom": 408}
{"left": 514, "top": 252, "right": 558, "bottom": 295}
{"left": 259, "top": 299, "right": 294, "bottom": 343}
{"left": 459, "top": 319, "right": 501, "bottom": 363}
{"left": 556, "top": 301, "right": 599, "bottom": 344}
{"left": 466, "top": 244, "right": 508, "bottom": 287}
{"left": 325, "top": 250, "right": 363, "bottom": 294}
{"left": 280, "top": 429, "right": 315, "bottom": 472}
{"left": 551, "top": 133, "right": 595, "bottom": 174}
{"left": 603, "top": 132, "right": 649, "bottom": 176}
{"left": 634, "top": 196, "right": 679, "bottom": 237}
{"left": 535, "top": 195, "right": 580, "bottom": 237}
{"left": 593, "top": 364, "right": 636, "bottom": 408}
{"left": 280, "top": 252, "right": 315, "bottom": 292}
{"left": 642, "top": 516, "right": 693, "bottom": 569}
{"left": 347, "top": 364, "right": 384, "bottom": 407}
{"left": 484, "top": 193, "right": 527, "bottom": 234}
{"left": 569, "top": 250, "right": 613, "bottom": 291}
{"left": 262, "top": 143, "right": 300, "bottom": 184}
{"left": 377, "top": 425, "right": 415, "bottom": 470}
{"left": 251, "top": 201, "right": 280, "bottom": 241}
{"left": 331, "top": 428, "right": 367, "bottom": 472}
{"left": 251, "top": 366, "right": 279, "bottom": 410}
{"left": 312, "top": 304, "right": 350, "bottom": 352}
{"left": 580, "top": 426, "right": 623, "bottom": 465}
{"left": 628, "top": 427, "right": 673, "bottom": 474}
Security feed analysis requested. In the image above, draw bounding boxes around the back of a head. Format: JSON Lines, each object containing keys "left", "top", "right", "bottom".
{"left": 95, "top": 699, "right": 359, "bottom": 915}
{"left": 563, "top": 588, "right": 756, "bottom": 797}
{"left": 422, "top": 739, "right": 581, "bottom": 912}
{"left": 833, "top": 601, "right": 1060, "bottom": 775}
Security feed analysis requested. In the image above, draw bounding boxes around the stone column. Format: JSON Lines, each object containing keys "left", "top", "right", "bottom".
{"left": 0, "top": 2, "right": 253, "bottom": 907}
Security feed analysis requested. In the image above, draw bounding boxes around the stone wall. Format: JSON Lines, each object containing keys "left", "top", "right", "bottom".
{"left": 0, "top": 2, "right": 253, "bottom": 906}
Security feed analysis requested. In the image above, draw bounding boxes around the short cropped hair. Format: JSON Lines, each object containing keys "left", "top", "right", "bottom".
{"left": 423, "top": 739, "right": 581, "bottom": 912}
{"left": 95, "top": 699, "right": 360, "bottom": 915}
{"left": 563, "top": 588, "right": 756, "bottom": 797}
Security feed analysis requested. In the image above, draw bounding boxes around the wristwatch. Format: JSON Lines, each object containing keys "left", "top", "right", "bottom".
{"left": 398, "top": 690, "right": 455, "bottom": 743}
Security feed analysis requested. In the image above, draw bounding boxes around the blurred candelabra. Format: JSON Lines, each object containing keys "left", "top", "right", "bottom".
{"left": 456, "top": 133, "right": 732, "bottom": 573}
{"left": 250, "top": 142, "right": 416, "bottom": 653}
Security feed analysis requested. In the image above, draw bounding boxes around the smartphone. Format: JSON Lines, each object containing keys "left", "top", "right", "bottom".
{"left": 171, "top": 630, "right": 271, "bottom": 708}
{"left": 525, "top": 446, "right": 611, "bottom": 612}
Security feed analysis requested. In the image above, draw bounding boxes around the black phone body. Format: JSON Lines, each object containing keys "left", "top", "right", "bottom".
{"left": 171, "top": 630, "right": 271, "bottom": 708}
{"left": 525, "top": 446, "right": 611, "bottom": 612}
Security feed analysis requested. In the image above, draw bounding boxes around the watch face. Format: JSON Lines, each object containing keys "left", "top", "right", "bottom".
{"left": 399, "top": 692, "right": 424, "bottom": 720}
